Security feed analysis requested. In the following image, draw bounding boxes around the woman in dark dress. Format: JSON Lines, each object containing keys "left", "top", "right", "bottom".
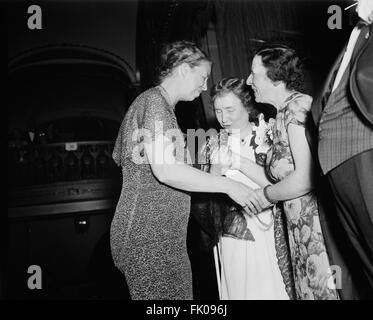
{"left": 110, "top": 41, "right": 261, "bottom": 300}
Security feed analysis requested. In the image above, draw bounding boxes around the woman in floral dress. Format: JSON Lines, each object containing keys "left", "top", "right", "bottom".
{"left": 236, "top": 45, "right": 340, "bottom": 299}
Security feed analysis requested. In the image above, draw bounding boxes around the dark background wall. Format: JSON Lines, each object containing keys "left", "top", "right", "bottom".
{"left": 8, "top": 0, "right": 138, "bottom": 71}
{"left": 7, "top": 0, "right": 140, "bottom": 300}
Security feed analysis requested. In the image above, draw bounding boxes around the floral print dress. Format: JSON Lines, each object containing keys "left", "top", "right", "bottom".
{"left": 267, "top": 92, "right": 339, "bottom": 300}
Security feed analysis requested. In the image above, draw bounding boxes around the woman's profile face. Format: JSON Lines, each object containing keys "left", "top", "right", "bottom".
{"left": 183, "top": 60, "right": 211, "bottom": 101}
{"left": 246, "top": 55, "right": 275, "bottom": 104}
{"left": 214, "top": 92, "right": 249, "bottom": 131}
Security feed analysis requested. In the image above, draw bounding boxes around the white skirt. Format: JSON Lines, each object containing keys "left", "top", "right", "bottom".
{"left": 219, "top": 208, "right": 289, "bottom": 300}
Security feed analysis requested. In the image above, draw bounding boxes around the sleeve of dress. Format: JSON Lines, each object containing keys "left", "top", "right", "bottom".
{"left": 142, "top": 93, "right": 176, "bottom": 140}
{"left": 112, "top": 89, "right": 177, "bottom": 167}
{"left": 284, "top": 94, "right": 313, "bottom": 129}
{"left": 112, "top": 101, "right": 138, "bottom": 167}
{"left": 143, "top": 91, "right": 189, "bottom": 164}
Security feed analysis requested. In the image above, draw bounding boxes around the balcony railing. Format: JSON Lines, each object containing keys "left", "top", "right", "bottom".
{"left": 8, "top": 140, "right": 119, "bottom": 187}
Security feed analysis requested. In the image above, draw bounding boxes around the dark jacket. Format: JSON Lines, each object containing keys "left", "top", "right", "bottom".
{"left": 306, "top": 22, "right": 373, "bottom": 167}
{"left": 311, "top": 22, "right": 373, "bottom": 129}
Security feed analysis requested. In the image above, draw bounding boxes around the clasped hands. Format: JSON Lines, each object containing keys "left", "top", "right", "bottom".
{"left": 210, "top": 146, "right": 272, "bottom": 215}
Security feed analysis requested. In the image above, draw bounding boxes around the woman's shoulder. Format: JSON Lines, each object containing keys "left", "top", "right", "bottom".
{"left": 283, "top": 93, "right": 313, "bottom": 127}
{"left": 286, "top": 92, "right": 313, "bottom": 112}
{"left": 135, "top": 86, "right": 163, "bottom": 104}
{"left": 127, "top": 87, "right": 167, "bottom": 116}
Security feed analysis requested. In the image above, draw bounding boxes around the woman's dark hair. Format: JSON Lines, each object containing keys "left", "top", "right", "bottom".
{"left": 158, "top": 40, "right": 211, "bottom": 82}
{"left": 255, "top": 44, "right": 304, "bottom": 92}
{"left": 211, "top": 77, "right": 257, "bottom": 119}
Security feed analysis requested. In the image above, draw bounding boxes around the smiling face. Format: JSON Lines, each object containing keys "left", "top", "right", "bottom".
{"left": 246, "top": 55, "right": 277, "bottom": 104}
{"left": 183, "top": 60, "right": 211, "bottom": 101}
{"left": 213, "top": 92, "right": 249, "bottom": 130}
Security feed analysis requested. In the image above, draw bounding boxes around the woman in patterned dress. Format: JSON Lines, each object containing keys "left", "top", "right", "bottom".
{"left": 110, "top": 41, "right": 261, "bottom": 300}
{"left": 199, "top": 77, "right": 294, "bottom": 299}
{"left": 231, "top": 45, "right": 339, "bottom": 299}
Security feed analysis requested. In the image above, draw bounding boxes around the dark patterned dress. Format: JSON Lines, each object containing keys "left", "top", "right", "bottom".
{"left": 110, "top": 86, "right": 192, "bottom": 300}
{"left": 267, "top": 92, "right": 340, "bottom": 300}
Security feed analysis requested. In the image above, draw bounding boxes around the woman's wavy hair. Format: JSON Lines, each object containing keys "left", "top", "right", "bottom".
{"left": 255, "top": 44, "right": 305, "bottom": 92}
{"left": 158, "top": 40, "right": 211, "bottom": 82}
{"left": 211, "top": 77, "right": 257, "bottom": 120}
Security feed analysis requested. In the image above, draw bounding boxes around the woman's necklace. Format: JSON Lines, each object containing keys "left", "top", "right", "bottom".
{"left": 239, "top": 122, "right": 253, "bottom": 144}
{"left": 227, "top": 122, "right": 252, "bottom": 141}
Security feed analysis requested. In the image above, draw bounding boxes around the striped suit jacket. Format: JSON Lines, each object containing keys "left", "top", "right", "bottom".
{"left": 310, "top": 22, "right": 373, "bottom": 174}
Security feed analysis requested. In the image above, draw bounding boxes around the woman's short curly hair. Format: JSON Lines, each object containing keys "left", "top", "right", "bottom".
{"left": 255, "top": 44, "right": 305, "bottom": 92}
{"left": 211, "top": 77, "right": 257, "bottom": 119}
{"left": 158, "top": 40, "right": 211, "bottom": 82}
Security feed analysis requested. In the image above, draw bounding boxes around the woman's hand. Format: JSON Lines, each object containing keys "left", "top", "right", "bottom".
{"left": 255, "top": 188, "right": 273, "bottom": 210}
{"left": 226, "top": 180, "right": 263, "bottom": 215}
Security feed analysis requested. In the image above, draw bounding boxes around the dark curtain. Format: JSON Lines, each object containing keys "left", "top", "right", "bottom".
{"left": 136, "top": 0, "right": 169, "bottom": 91}
{"left": 214, "top": 0, "right": 298, "bottom": 79}
{"left": 136, "top": 0, "right": 213, "bottom": 91}
{"left": 136, "top": 0, "right": 214, "bottom": 131}
{"left": 213, "top": 0, "right": 357, "bottom": 96}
